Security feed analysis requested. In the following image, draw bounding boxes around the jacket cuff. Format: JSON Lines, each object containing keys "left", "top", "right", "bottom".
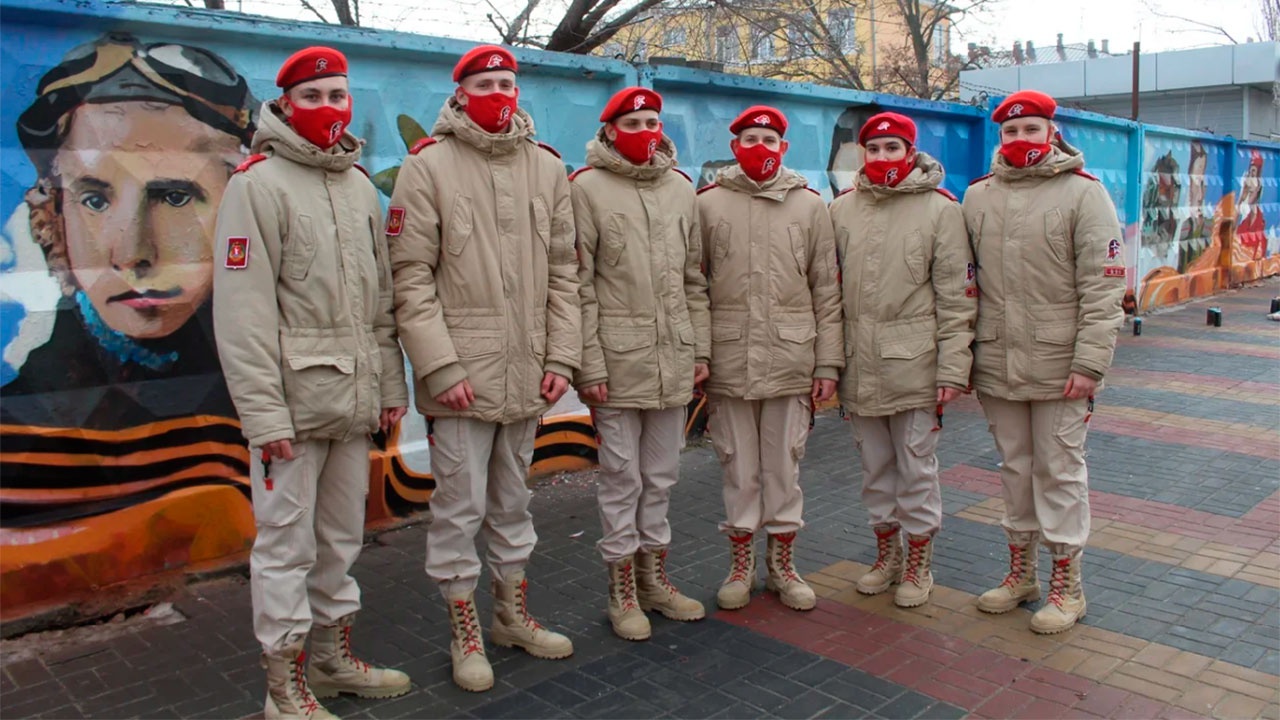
{"left": 575, "top": 370, "right": 608, "bottom": 388}
{"left": 424, "top": 362, "right": 468, "bottom": 398}
{"left": 695, "top": 357, "right": 710, "bottom": 366}
{"left": 544, "top": 361, "right": 574, "bottom": 381}
{"left": 1070, "top": 364, "right": 1106, "bottom": 382}
{"left": 814, "top": 366, "right": 840, "bottom": 381}
{"left": 247, "top": 425, "right": 296, "bottom": 448}
{"left": 935, "top": 376, "right": 969, "bottom": 390}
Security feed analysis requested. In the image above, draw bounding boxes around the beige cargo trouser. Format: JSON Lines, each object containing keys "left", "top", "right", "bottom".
{"left": 592, "top": 406, "right": 685, "bottom": 562}
{"left": 250, "top": 437, "right": 369, "bottom": 653}
{"left": 979, "top": 394, "right": 1092, "bottom": 552}
{"left": 425, "top": 416, "right": 539, "bottom": 598}
{"left": 851, "top": 407, "right": 943, "bottom": 536}
{"left": 709, "top": 394, "right": 812, "bottom": 535}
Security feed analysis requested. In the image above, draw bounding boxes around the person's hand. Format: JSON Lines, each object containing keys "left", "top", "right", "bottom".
{"left": 380, "top": 407, "right": 407, "bottom": 432}
{"left": 262, "top": 439, "right": 294, "bottom": 462}
{"left": 435, "top": 379, "right": 474, "bottom": 410}
{"left": 542, "top": 372, "right": 570, "bottom": 403}
{"left": 693, "top": 363, "right": 710, "bottom": 387}
{"left": 811, "top": 378, "right": 837, "bottom": 404}
{"left": 580, "top": 383, "right": 608, "bottom": 404}
{"left": 1063, "top": 373, "right": 1097, "bottom": 400}
{"left": 937, "top": 387, "right": 962, "bottom": 405}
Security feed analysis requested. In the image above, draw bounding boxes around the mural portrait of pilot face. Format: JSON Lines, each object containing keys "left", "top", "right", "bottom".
{"left": 55, "top": 101, "right": 243, "bottom": 339}
{"left": 827, "top": 104, "right": 883, "bottom": 193}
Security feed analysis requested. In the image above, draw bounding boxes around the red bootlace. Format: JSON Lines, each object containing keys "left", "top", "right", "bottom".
{"left": 871, "top": 527, "right": 897, "bottom": 572}
{"left": 774, "top": 533, "right": 801, "bottom": 582}
{"left": 1045, "top": 557, "right": 1070, "bottom": 608}
{"left": 999, "top": 544, "right": 1027, "bottom": 588}
{"left": 293, "top": 650, "right": 321, "bottom": 715}
{"left": 728, "top": 535, "right": 753, "bottom": 583}
{"left": 618, "top": 561, "right": 640, "bottom": 611}
{"left": 454, "top": 600, "right": 484, "bottom": 656}
{"left": 340, "top": 625, "right": 371, "bottom": 673}
{"left": 652, "top": 549, "right": 679, "bottom": 595}
{"left": 901, "top": 537, "right": 928, "bottom": 585}
{"left": 516, "top": 578, "right": 545, "bottom": 631}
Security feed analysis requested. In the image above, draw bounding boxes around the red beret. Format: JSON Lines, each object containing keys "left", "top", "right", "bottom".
{"left": 729, "top": 105, "right": 787, "bottom": 136}
{"left": 276, "top": 47, "right": 348, "bottom": 90}
{"left": 858, "top": 112, "right": 917, "bottom": 146}
{"left": 992, "top": 90, "right": 1057, "bottom": 123}
{"left": 453, "top": 45, "right": 518, "bottom": 83}
{"left": 600, "top": 87, "right": 662, "bottom": 122}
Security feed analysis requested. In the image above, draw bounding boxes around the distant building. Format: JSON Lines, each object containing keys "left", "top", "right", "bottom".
{"left": 960, "top": 40, "right": 1279, "bottom": 141}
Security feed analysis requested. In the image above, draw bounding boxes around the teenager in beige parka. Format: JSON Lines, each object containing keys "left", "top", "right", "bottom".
{"left": 828, "top": 112, "right": 976, "bottom": 610}
{"left": 385, "top": 46, "right": 580, "bottom": 691}
{"left": 570, "top": 87, "right": 712, "bottom": 641}
{"left": 697, "top": 106, "right": 844, "bottom": 613}
{"left": 963, "top": 90, "right": 1125, "bottom": 634}
{"left": 212, "top": 47, "right": 411, "bottom": 718}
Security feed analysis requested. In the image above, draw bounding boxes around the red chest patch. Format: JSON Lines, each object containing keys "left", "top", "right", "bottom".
{"left": 386, "top": 207, "right": 406, "bottom": 236}
{"left": 225, "top": 237, "right": 249, "bottom": 269}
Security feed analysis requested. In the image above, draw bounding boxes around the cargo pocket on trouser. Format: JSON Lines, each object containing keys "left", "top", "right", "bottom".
{"left": 905, "top": 407, "right": 942, "bottom": 458}
{"left": 249, "top": 446, "right": 314, "bottom": 649}
{"left": 790, "top": 396, "right": 813, "bottom": 462}
{"left": 1052, "top": 397, "right": 1090, "bottom": 450}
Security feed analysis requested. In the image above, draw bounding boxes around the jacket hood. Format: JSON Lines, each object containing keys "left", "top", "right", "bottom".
{"left": 585, "top": 128, "right": 677, "bottom": 181}
{"left": 854, "top": 151, "right": 945, "bottom": 200}
{"left": 252, "top": 101, "right": 361, "bottom": 172}
{"left": 432, "top": 96, "right": 535, "bottom": 155}
{"left": 714, "top": 164, "right": 810, "bottom": 202}
{"left": 990, "top": 135, "right": 1085, "bottom": 181}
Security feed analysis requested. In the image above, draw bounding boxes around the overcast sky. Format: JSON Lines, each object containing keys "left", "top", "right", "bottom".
{"left": 172, "top": 0, "right": 1266, "bottom": 54}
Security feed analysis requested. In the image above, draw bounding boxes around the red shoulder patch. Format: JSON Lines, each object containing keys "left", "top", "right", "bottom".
{"left": 967, "top": 173, "right": 992, "bottom": 186}
{"left": 805, "top": 187, "right": 822, "bottom": 197}
{"left": 409, "top": 137, "right": 438, "bottom": 155}
{"left": 696, "top": 183, "right": 719, "bottom": 195}
{"left": 568, "top": 166, "right": 594, "bottom": 182}
{"left": 535, "top": 141, "right": 562, "bottom": 159}
{"left": 1072, "top": 168, "right": 1101, "bottom": 182}
{"left": 233, "top": 154, "right": 267, "bottom": 174}
{"left": 934, "top": 188, "right": 959, "bottom": 202}
{"left": 672, "top": 168, "right": 693, "bottom": 183}
{"left": 353, "top": 163, "right": 370, "bottom": 178}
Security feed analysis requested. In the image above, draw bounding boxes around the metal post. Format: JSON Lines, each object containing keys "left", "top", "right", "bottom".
{"left": 1131, "top": 41, "right": 1140, "bottom": 120}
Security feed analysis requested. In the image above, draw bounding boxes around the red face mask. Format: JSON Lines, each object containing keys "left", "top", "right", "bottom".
{"left": 863, "top": 150, "right": 916, "bottom": 187}
{"left": 464, "top": 88, "right": 519, "bottom": 133}
{"left": 999, "top": 139, "right": 1052, "bottom": 168}
{"left": 612, "top": 125, "right": 663, "bottom": 165}
{"left": 734, "top": 142, "right": 783, "bottom": 182}
{"left": 287, "top": 98, "right": 353, "bottom": 150}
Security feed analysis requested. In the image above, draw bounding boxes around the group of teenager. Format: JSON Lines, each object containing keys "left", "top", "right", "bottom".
{"left": 211, "top": 43, "right": 1126, "bottom": 719}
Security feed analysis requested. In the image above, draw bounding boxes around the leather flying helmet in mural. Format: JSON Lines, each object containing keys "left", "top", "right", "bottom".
{"left": 16, "top": 32, "right": 256, "bottom": 171}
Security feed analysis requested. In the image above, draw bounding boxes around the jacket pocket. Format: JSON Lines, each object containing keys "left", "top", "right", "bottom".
{"left": 974, "top": 314, "right": 1001, "bottom": 342}
{"left": 876, "top": 316, "right": 937, "bottom": 401}
{"left": 787, "top": 223, "right": 808, "bottom": 276}
{"left": 711, "top": 221, "right": 731, "bottom": 272}
{"left": 598, "top": 323, "right": 657, "bottom": 395}
{"left": 283, "top": 353, "right": 356, "bottom": 437}
{"left": 710, "top": 322, "right": 747, "bottom": 386}
{"left": 602, "top": 212, "right": 627, "bottom": 266}
{"left": 451, "top": 330, "right": 504, "bottom": 358}
{"left": 1045, "top": 208, "right": 1071, "bottom": 264}
{"left": 532, "top": 196, "right": 551, "bottom": 252}
{"left": 286, "top": 214, "right": 318, "bottom": 281}
{"left": 774, "top": 322, "right": 818, "bottom": 384}
{"left": 448, "top": 194, "right": 474, "bottom": 256}
{"left": 903, "top": 230, "right": 927, "bottom": 286}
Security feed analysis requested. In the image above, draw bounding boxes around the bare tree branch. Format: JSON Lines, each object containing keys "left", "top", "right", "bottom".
{"left": 297, "top": 0, "right": 330, "bottom": 23}
{"left": 1141, "top": 0, "right": 1238, "bottom": 43}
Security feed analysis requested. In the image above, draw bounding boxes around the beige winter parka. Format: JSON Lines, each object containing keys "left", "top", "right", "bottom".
{"left": 387, "top": 99, "right": 580, "bottom": 423}
{"left": 213, "top": 102, "right": 408, "bottom": 447}
{"left": 829, "top": 152, "right": 976, "bottom": 417}
{"left": 697, "top": 165, "right": 844, "bottom": 400}
{"left": 962, "top": 139, "right": 1126, "bottom": 400}
{"left": 571, "top": 131, "right": 710, "bottom": 409}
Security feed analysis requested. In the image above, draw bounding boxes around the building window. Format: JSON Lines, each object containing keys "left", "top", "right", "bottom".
{"left": 932, "top": 23, "right": 949, "bottom": 64}
{"left": 828, "top": 8, "right": 857, "bottom": 55}
{"left": 752, "top": 28, "right": 777, "bottom": 62}
{"left": 663, "top": 27, "right": 687, "bottom": 48}
{"left": 788, "top": 24, "right": 812, "bottom": 59}
{"left": 716, "top": 25, "right": 740, "bottom": 64}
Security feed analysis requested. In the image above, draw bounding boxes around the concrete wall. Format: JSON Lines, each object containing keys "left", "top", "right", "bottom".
{"left": 1, "top": 0, "right": 1278, "bottom": 627}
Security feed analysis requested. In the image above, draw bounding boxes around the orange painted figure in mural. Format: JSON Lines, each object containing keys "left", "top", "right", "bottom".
{"left": 962, "top": 90, "right": 1126, "bottom": 635}
{"left": 212, "top": 47, "right": 411, "bottom": 718}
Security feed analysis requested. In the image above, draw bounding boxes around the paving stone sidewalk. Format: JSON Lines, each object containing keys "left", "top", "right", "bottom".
{"left": 3, "top": 280, "right": 1278, "bottom": 720}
